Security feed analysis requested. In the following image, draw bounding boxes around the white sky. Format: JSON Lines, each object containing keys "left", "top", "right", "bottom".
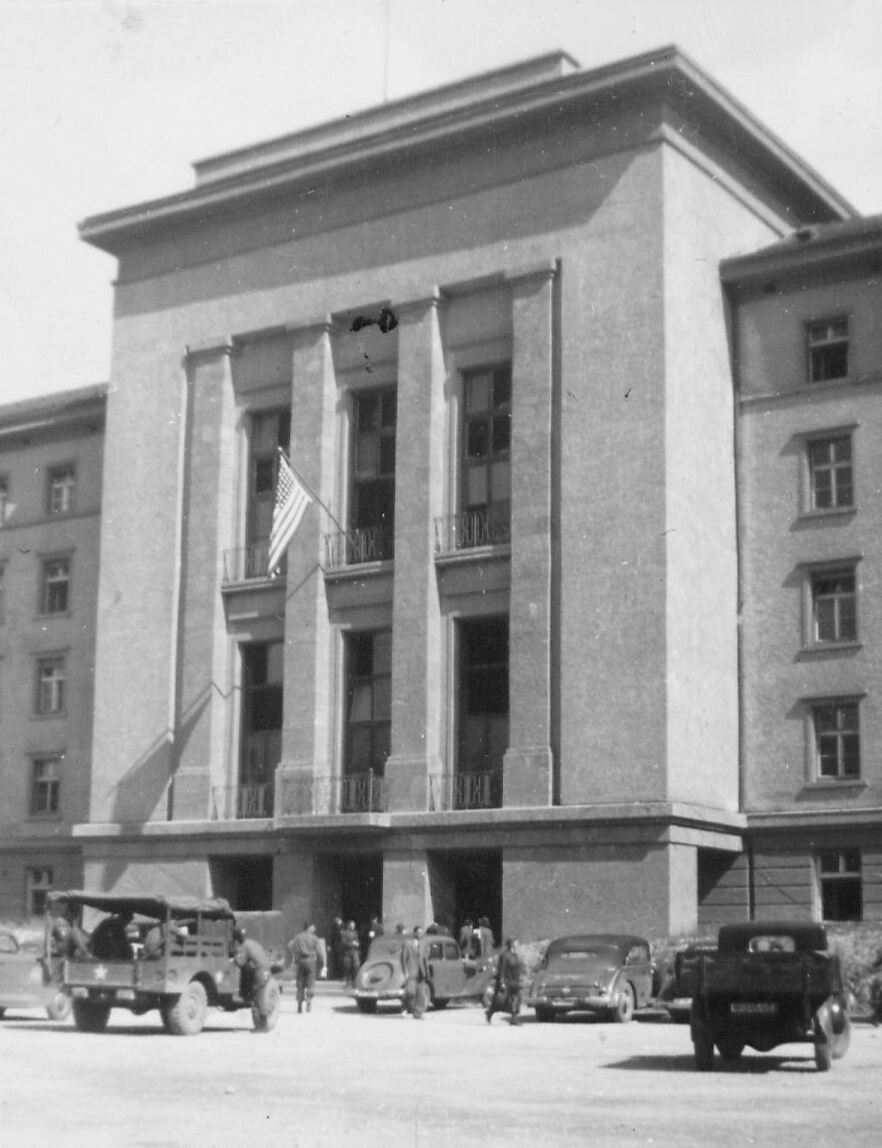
{"left": 2, "top": 0, "right": 881, "bottom": 404}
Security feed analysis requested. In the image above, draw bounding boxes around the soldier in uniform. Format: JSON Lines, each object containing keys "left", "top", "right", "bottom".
{"left": 486, "top": 938, "right": 524, "bottom": 1026}
{"left": 287, "top": 922, "right": 323, "bottom": 1013}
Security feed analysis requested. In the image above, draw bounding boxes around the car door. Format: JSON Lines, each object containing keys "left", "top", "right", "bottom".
{"left": 425, "top": 939, "right": 464, "bottom": 1000}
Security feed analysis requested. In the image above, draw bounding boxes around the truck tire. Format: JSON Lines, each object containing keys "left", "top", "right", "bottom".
{"left": 46, "top": 991, "right": 72, "bottom": 1022}
{"left": 692, "top": 1016, "right": 715, "bottom": 1072}
{"left": 612, "top": 984, "right": 635, "bottom": 1023}
{"left": 166, "top": 980, "right": 208, "bottom": 1035}
{"left": 72, "top": 999, "right": 111, "bottom": 1033}
{"left": 813, "top": 1004, "right": 833, "bottom": 1072}
{"left": 252, "top": 977, "right": 281, "bottom": 1032}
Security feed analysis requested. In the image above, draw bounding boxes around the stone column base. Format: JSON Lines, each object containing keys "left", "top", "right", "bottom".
{"left": 503, "top": 747, "right": 553, "bottom": 807}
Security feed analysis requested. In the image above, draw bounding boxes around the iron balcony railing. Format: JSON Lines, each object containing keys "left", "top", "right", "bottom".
{"left": 222, "top": 539, "right": 286, "bottom": 583}
{"left": 428, "top": 770, "right": 502, "bottom": 811}
{"left": 323, "top": 525, "right": 394, "bottom": 571}
{"left": 434, "top": 501, "right": 511, "bottom": 554}
{"left": 211, "top": 783, "right": 274, "bottom": 820}
{"left": 279, "top": 771, "right": 389, "bottom": 816}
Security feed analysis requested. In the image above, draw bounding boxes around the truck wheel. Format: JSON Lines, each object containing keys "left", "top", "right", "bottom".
{"left": 692, "top": 1018, "right": 715, "bottom": 1072}
{"left": 252, "top": 978, "right": 281, "bottom": 1032}
{"left": 612, "top": 984, "right": 635, "bottom": 1023}
{"left": 828, "top": 998, "right": 851, "bottom": 1060}
{"left": 72, "top": 999, "right": 111, "bottom": 1033}
{"left": 46, "top": 991, "right": 72, "bottom": 1022}
{"left": 166, "top": 980, "right": 208, "bottom": 1035}
{"left": 356, "top": 998, "right": 378, "bottom": 1014}
{"left": 813, "top": 1004, "right": 833, "bottom": 1072}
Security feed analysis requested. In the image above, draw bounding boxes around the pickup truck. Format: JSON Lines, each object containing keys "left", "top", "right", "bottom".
{"left": 48, "top": 890, "right": 284, "bottom": 1035}
{"left": 690, "top": 921, "right": 851, "bottom": 1072}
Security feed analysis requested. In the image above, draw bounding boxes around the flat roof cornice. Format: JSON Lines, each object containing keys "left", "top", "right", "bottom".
{"left": 79, "top": 46, "right": 853, "bottom": 254}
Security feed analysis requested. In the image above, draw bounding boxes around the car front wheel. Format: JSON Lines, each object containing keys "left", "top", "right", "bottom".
{"left": 46, "top": 991, "right": 72, "bottom": 1022}
{"left": 252, "top": 978, "right": 281, "bottom": 1032}
{"left": 612, "top": 984, "right": 635, "bottom": 1023}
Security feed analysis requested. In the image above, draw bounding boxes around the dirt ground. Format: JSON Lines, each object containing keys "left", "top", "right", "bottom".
{"left": 1, "top": 985, "right": 880, "bottom": 1148}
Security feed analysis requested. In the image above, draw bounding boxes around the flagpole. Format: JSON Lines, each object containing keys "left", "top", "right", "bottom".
{"left": 278, "top": 448, "right": 346, "bottom": 535}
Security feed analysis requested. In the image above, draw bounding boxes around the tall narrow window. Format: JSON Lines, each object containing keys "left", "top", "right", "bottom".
{"left": 457, "top": 616, "right": 508, "bottom": 809}
{"left": 349, "top": 388, "right": 396, "bottom": 562}
{"left": 26, "top": 867, "right": 53, "bottom": 915}
{"left": 807, "top": 435, "right": 853, "bottom": 511}
{"left": 818, "top": 850, "right": 862, "bottom": 921}
{"left": 812, "top": 701, "right": 860, "bottom": 780}
{"left": 811, "top": 569, "right": 857, "bottom": 644}
{"left": 239, "top": 642, "right": 283, "bottom": 817}
{"left": 344, "top": 630, "right": 392, "bottom": 777}
{"left": 41, "top": 557, "right": 70, "bottom": 614}
{"left": 47, "top": 465, "right": 76, "bottom": 515}
{"left": 807, "top": 318, "right": 849, "bottom": 383}
{"left": 460, "top": 365, "right": 511, "bottom": 547}
{"left": 31, "top": 757, "right": 61, "bottom": 816}
{"left": 36, "top": 656, "right": 66, "bottom": 716}
{"left": 247, "top": 410, "right": 291, "bottom": 576}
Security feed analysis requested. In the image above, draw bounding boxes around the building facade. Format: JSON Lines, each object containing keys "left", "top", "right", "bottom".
{"left": 0, "top": 385, "right": 106, "bottom": 917}
{"left": 3, "top": 47, "right": 871, "bottom": 938}
{"left": 724, "top": 218, "right": 882, "bottom": 924}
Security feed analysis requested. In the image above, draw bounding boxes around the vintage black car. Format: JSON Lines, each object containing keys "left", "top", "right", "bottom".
{"left": 0, "top": 927, "right": 70, "bottom": 1021}
{"left": 526, "top": 934, "right": 654, "bottom": 1022}
{"left": 352, "top": 932, "right": 496, "bottom": 1013}
{"left": 690, "top": 921, "right": 851, "bottom": 1071}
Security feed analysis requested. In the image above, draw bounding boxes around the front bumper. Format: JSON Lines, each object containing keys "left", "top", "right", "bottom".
{"left": 353, "top": 988, "right": 404, "bottom": 1003}
{"left": 526, "top": 992, "right": 612, "bottom": 1014}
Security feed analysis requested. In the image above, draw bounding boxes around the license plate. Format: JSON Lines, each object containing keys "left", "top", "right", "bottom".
{"left": 730, "top": 1001, "right": 777, "bottom": 1015}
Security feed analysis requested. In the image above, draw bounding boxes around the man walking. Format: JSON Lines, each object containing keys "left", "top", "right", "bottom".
{"left": 486, "top": 938, "right": 524, "bottom": 1026}
{"left": 341, "top": 919, "right": 361, "bottom": 988}
{"left": 288, "top": 922, "right": 323, "bottom": 1013}
{"left": 401, "top": 928, "right": 428, "bottom": 1020}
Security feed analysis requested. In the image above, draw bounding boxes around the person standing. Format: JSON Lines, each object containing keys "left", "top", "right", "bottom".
{"left": 329, "top": 916, "right": 344, "bottom": 980}
{"left": 486, "top": 938, "right": 524, "bottom": 1026}
{"left": 458, "top": 918, "right": 475, "bottom": 959}
{"left": 341, "top": 919, "right": 361, "bottom": 988}
{"left": 288, "top": 922, "right": 323, "bottom": 1013}
{"left": 401, "top": 929, "right": 428, "bottom": 1020}
{"left": 232, "top": 926, "right": 272, "bottom": 1005}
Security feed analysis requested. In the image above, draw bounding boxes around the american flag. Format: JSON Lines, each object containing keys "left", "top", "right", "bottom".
{"left": 267, "top": 450, "right": 312, "bottom": 575}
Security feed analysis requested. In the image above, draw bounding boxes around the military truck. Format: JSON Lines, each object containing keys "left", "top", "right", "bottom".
{"left": 690, "top": 921, "right": 851, "bottom": 1072}
{"left": 47, "top": 891, "right": 283, "bottom": 1035}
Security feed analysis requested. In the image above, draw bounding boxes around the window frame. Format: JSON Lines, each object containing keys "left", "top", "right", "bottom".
{"left": 816, "top": 849, "right": 862, "bottom": 922}
{"left": 343, "top": 628, "right": 392, "bottom": 778}
{"left": 30, "top": 755, "right": 62, "bottom": 818}
{"left": 347, "top": 386, "right": 397, "bottom": 561}
{"left": 40, "top": 554, "right": 72, "bottom": 616}
{"left": 35, "top": 654, "right": 67, "bottom": 717}
{"left": 25, "top": 866, "right": 54, "bottom": 916}
{"left": 801, "top": 560, "right": 860, "bottom": 651}
{"left": 805, "top": 697, "right": 863, "bottom": 783}
{"left": 459, "top": 363, "right": 512, "bottom": 529}
{"left": 801, "top": 429, "right": 856, "bottom": 517}
{"left": 806, "top": 316, "right": 849, "bottom": 384}
{"left": 46, "top": 463, "right": 77, "bottom": 516}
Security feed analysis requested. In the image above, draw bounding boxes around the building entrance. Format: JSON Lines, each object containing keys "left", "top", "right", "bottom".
{"left": 336, "top": 853, "right": 384, "bottom": 937}
{"left": 209, "top": 854, "right": 273, "bottom": 910}
{"left": 428, "top": 848, "right": 502, "bottom": 944}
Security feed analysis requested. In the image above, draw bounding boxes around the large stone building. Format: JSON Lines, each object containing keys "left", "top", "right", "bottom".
{"left": 0, "top": 385, "right": 106, "bottom": 915}
{"left": 3, "top": 47, "right": 876, "bottom": 940}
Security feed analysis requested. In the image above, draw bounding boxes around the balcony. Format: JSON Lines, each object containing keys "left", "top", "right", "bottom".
{"left": 434, "top": 501, "right": 510, "bottom": 555}
{"left": 428, "top": 770, "right": 502, "bottom": 811}
{"left": 323, "top": 525, "right": 393, "bottom": 572}
{"left": 278, "top": 771, "right": 389, "bottom": 816}
{"left": 211, "top": 783, "right": 274, "bottom": 820}
{"left": 222, "top": 539, "right": 286, "bottom": 583}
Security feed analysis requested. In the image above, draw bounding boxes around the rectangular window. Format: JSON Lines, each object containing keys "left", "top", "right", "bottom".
{"left": 457, "top": 615, "right": 508, "bottom": 807}
{"left": 344, "top": 630, "right": 392, "bottom": 777}
{"left": 247, "top": 410, "right": 291, "bottom": 554}
{"left": 349, "top": 388, "right": 396, "bottom": 562}
{"left": 26, "top": 867, "right": 53, "bottom": 916}
{"left": 41, "top": 557, "right": 70, "bottom": 614}
{"left": 807, "top": 318, "right": 848, "bottom": 383}
{"left": 807, "top": 435, "right": 853, "bottom": 511}
{"left": 460, "top": 365, "right": 511, "bottom": 547}
{"left": 31, "top": 757, "right": 61, "bottom": 816}
{"left": 812, "top": 701, "right": 860, "bottom": 780}
{"left": 47, "top": 465, "right": 76, "bottom": 515}
{"left": 811, "top": 568, "right": 857, "bottom": 644}
{"left": 818, "top": 850, "right": 862, "bottom": 921}
{"left": 240, "top": 642, "right": 283, "bottom": 809}
{"left": 36, "top": 656, "right": 66, "bottom": 715}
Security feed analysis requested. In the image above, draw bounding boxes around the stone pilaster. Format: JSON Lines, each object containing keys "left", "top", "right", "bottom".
{"left": 172, "top": 341, "right": 238, "bottom": 819}
{"left": 503, "top": 264, "right": 557, "bottom": 807}
{"left": 279, "top": 317, "right": 337, "bottom": 810}
{"left": 385, "top": 292, "right": 446, "bottom": 812}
